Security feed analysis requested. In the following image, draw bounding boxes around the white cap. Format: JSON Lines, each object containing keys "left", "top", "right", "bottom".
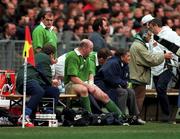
{"left": 141, "top": 14, "right": 154, "bottom": 24}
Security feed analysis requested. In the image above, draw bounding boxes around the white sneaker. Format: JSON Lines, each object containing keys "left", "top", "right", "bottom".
{"left": 17, "top": 115, "right": 34, "bottom": 127}
{"left": 137, "top": 118, "right": 146, "bottom": 125}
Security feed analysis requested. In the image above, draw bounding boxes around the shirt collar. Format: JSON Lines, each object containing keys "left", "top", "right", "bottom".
{"left": 40, "top": 22, "right": 54, "bottom": 31}
{"left": 74, "top": 48, "right": 82, "bottom": 56}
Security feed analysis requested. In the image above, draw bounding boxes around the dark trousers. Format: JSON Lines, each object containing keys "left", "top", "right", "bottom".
{"left": 20, "top": 79, "right": 60, "bottom": 111}
{"left": 132, "top": 84, "right": 146, "bottom": 113}
{"left": 178, "top": 90, "right": 180, "bottom": 108}
{"left": 116, "top": 88, "right": 139, "bottom": 115}
{"left": 178, "top": 82, "right": 180, "bottom": 108}
{"left": 153, "top": 69, "right": 173, "bottom": 116}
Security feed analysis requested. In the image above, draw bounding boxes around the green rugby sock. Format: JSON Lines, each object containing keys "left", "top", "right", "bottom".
{"left": 105, "top": 100, "right": 122, "bottom": 117}
{"left": 81, "top": 96, "right": 92, "bottom": 113}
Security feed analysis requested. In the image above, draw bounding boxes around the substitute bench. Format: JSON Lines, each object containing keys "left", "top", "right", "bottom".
{"left": 0, "top": 93, "right": 78, "bottom": 109}
{"left": 1, "top": 89, "right": 179, "bottom": 121}
{"left": 144, "top": 89, "right": 179, "bottom": 121}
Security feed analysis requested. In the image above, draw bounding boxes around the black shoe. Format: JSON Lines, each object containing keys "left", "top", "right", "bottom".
{"left": 113, "top": 115, "right": 129, "bottom": 126}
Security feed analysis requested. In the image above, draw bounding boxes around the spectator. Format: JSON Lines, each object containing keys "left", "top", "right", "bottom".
{"left": 38, "top": 0, "right": 49, "bottom": 11}
{"left": 112, "top": 25, "right": 133, "bottom": 49}
{"left": 109, "top": 18, "right": 121, "bottom": 36}
{"left": 173, "top": 16, "right": 180, "bottom": 28}
{"left": 64, "top": 17, "right": 75, "bottom": 31}
{"left": 54, "top": 16, "right": 65, "bottom": 42}
{"left": 32, "top": 11, "right": 57, "bottom": 55}
{"left": 74, "top": 15, "right": 85, "bottom": 25}
{"left": 89, "top": 17, "right": 109, "bottom": 51}
{"left": 54, "top": 16, "right": 65, "bottom": 33}
{"left": 49, "top": 0, "right": 59, "bottom": 11}
{"left": 64, "top": 39, "right": 124, "bottom": 118}
{"left": 1, "top": 2, "right": 17, "bottom": 26}
{"left": 71, "top": 23, "right": 84, "bottom": 42}
{"left": 67, "top": 2, "right": 83, "bottom": 18}
{"left": 133, "top": 8, "right": 143, "bottom": 31}
{"left": 82, "top": 0, "right": 103, "bottom": 13}
{"left": 16, "top": 16, "right": 30, "bottom": 40}
{"left": 165, "top": 18, "right": 174, "bottom": 28}
{"left": 120, "top": 2, "right": 131, "bottom": 18}
{"left": 83, "top": 22, "right": 93, "bottom": 38}
{"left": 162, "top": 6, "right": 174, "bottom": 25}
{"left": 66, "top": 23, "right": 84, "bottom": 49}
{"left": 175, "top": 26, "right": 180, "bottom": 35}
{"left": 61, "top": 17, "right": 76, "bottom": 50}
{"left": 129, "top": 28, "right": 172, "bottom": 115}
{"left": 88, "top": 16, "right": 96, "bottom": 25}
{"left": 0, "top": 22, "right": 17, "bottom": 40}
{"left": 110, "top": 1, "right": 121, "bottom": 13}
{"left": 16, "top": 44, "right": 60, "bottom": 127}
{"left": 154, "top": 6, "right": 164, "bottom": 21}
{"left": 99, "top": 8, "right": 110, "bottom": 19}
{"left": 26, "top": 8, "right": 36, "bottom": 29}
{"left": 111, "top": 11, "right": 124, "bottom": 22}
{"left": 84, "top": 10, "right": 94, "bottom": 21}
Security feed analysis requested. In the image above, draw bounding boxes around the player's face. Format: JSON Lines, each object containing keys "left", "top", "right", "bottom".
{"left": 83, "top": 43, "right": 93, "bottom": 57}
{"left": 43, "top": 15, "right": 54, "bottom": 29}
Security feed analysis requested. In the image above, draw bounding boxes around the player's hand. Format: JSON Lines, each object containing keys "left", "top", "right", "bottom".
{"left": 52, "top": 79, "right": 60, "bottom": 87}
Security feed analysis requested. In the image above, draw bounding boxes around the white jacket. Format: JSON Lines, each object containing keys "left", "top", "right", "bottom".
{"left": 151, "top": 26, "right": 179, "bottom": 76}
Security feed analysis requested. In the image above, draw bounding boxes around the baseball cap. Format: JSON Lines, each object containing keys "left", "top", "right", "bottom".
{"left": 141, "top": 14, "right": 154, "bottom": 25}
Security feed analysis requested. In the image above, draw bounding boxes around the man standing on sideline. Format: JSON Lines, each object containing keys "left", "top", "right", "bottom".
{"left": 32, "top": 11, "right": 57, "bottom": 55}
{"left": 141, "top": 14, "right": 154, "bottom": 52}
{"left": 64, "top": 39, "right": 125, "bottom": 120}
{"left": 89, "top": 17, "right": 109, "bottom": 52}
{"left": 129, "top": 28, "right": 172, "bottom": 115}
{"left": 148, "top": 18, "right": 179, "bottom": 121}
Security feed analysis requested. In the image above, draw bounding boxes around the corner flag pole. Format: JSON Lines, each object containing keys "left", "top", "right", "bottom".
{"left": 22, "top": 52, "right": 27, "bottom": 128}
{"left": 22, "top": 26, "right": 35, "bottom": 128}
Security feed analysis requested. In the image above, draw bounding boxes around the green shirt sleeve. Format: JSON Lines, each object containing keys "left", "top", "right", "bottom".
{"left": 89, "top": 59, "right": 96, "bottom": 75}
{"left": 32, "top": 28, "right": 44, "bottom": 49}
{"left": 88, "top": 52, "right": 97, "bottom": 75}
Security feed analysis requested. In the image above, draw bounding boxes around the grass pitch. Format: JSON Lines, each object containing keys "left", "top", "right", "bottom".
{"left": 0, "top": 122, "right": 180, "bottom": 139}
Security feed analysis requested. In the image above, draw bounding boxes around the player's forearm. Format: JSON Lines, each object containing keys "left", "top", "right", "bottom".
{"left": 88, "top": 74, "right": 94, "bottom": 85}
{"left": 70, "top": 76, "right": 87, "bottom": 85}
{"left": 70, "top": 76, "right": 93, "bottom": 89}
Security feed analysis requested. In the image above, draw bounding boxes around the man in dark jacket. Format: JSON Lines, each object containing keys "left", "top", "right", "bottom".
{"left": 89, "top": 17, "right": 109, "bottom": 52}
{"left": 95, "top": 48, "right": 145, "bottom": 124}
{"left": 16, "top": 44, "right": 60, "bottom": 127}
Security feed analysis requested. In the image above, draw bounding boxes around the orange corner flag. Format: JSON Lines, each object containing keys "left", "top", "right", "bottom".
{"left": 23, "top": 26, "right": 35, "bottom": 66}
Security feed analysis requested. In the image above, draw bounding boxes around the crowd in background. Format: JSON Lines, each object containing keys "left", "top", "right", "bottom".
{"left": 0, "top": 0, "right": 180, "bottom": 50}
